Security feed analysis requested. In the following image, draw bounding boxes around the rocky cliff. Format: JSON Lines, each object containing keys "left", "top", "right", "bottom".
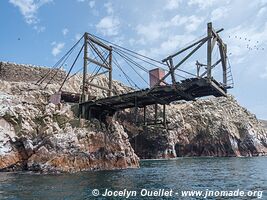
{"left": 0, "top": 62, "right": 267, "bottom": 173}
{"left": 120, "top": 97, "right": 267, "bottom": 158}
{"left": 260, "top": 120, "right": 267, "bottom": 129}
{"left": 0, "top": 62, "right": 138, "bottom": 173}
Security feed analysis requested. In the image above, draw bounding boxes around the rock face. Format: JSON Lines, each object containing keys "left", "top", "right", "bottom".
{"left": 260, "top": 120, "right": 267, "bottom": 129}
{"left": 0, "top": 61, "right": 66, "bottom": 83}
{"left": 1, "top": 62, "right": 267, "bottom": 172}
{"left": 122, "top": 97, "right": 267, "bottom": 158}
{"left": 0, "top": 63, "right": 139, "bottom": 173}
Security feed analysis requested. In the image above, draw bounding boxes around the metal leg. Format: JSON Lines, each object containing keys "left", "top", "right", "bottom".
{"left": 143, "top": 106, "right": 147, "bottom": 125}
{"left": 154, "top": 104, "right": 158, "bottom": 124}
{"left": 134, "top": 96, "right": 138, "bottom": 123}
{"left": 163, "top": 104, "right": 166, "bottom": 128}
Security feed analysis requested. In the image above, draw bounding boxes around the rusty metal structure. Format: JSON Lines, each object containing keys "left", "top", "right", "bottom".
{"left": 78, "top": 22, "right": 233, "bottom": 127}
{"left": 82, "top": 32, "right": 113, "bottom": 101}
{"left": 38, "top": 22, "right": 234, "bottom": 129}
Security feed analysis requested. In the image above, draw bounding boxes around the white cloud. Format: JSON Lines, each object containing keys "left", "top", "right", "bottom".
{"left": 51, "top": 42, "right": 65, "bottom": 56}
{"left": 62, "top": 28, "right": 69, "bottom": 36}
{"left": 89, "top": 0, "right": 95, "bottom": 8}
{"left": 257, "top": 6, "right": 267, "bottom": 17}
{"left": 211, "top": 6, "right": 229, "bottom": 21}
{"left": 136, "top": 23, "right": 163, "bottom": 42}
{"left": 139, "top": 34, "right": 196, "bottom": 58}
{"left": 164, "top": 0, "right": 181, "bottom": 10}
{"left": 9, "top": 0, "right": 52, "bottom": 25}
{"left": 260, "top": 67, "right": 267, "bottom": 79}
{"left": 188, "top": 0, "right": 216, "bottom": 9}
{"left": 96, "top": 16, "right": 120, "bottom": 36}
{"left": 33, "top": 25, "right": 45, "bottom": 32}
{"left": 135, "top": 14, "right": 204, "bottom": 44}
{"left": 171, "top": 15, "right": 205, "bottom": 32}
{"left": 158, "top": 34, "right": 196, "bottom": 56}
{"left": 104, "top": 2, "right": 114, "bottom": 14}
{"left": 75, "top": 33, "right": 82, "bottom": 41}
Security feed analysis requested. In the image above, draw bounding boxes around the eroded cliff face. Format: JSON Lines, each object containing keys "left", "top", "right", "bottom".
{"left": 121, "top": 97, "right": 267, "bottom": 159}
{"left": 0, "top": 63, "right": 138, "bottom": 172}
{"left": 1, "top": 62, "right": 267, "bottom": 172}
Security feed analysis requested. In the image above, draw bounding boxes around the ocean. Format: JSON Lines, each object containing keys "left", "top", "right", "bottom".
{"left": 0, "top": 157, "right": 266, "bottom": 199}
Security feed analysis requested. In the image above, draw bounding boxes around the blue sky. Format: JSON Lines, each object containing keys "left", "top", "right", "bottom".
{"left": 0, "top": 0, "right": 267, "bottom": 119}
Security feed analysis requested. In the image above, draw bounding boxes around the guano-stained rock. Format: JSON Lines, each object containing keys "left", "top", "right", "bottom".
{"left": 0, "top": 62, "right": 267, "bottom": 173}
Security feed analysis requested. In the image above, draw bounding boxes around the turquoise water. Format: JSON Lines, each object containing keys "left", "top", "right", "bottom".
{"left": 0, "top": 157, "right": 266, "bottom": 200}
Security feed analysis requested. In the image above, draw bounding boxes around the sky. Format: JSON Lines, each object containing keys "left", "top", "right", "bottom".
{"left": 0, "top": 0, "right": 267, "bottom": 119}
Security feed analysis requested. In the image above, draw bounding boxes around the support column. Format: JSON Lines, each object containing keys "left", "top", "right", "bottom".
{"left": 154, "top": 104, "right": 158, "bottom": 124}
{"left": 163, "top": 104, "right": 166, "bottom": 128}
{"left": 207, "top": 22, "right": 212, "bottom": 80}
{"left": 134, "top": 96, "right": 138, "bottom": 151}
{"left": 82, "top": 32, "right": 88, "bottom": 102}
{"left": 169, "top": 58, "right": 176, "bottom": 85}
{"left": 108, "top": 47, "right": 112, "bottom": 97}
{"left": 223, "top": 44, "right": 227, "bottom": 86}
{"left": 134, "top": 96, "right": 138, "bottom": 123}
{"left": 143, "top": 106, "right": 147, "bottom": 125}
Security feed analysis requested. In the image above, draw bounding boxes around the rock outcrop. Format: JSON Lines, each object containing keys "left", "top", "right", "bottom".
{"left": 260, "top": 120, "right": 267, "bottom": 129}
{"left": 0, "top": 62, "right": 138, "bottom": 173}
{"left": 0, "top": 61, "right": 66, "bottom": 83}
{"left": 1, "top": 62, "right": 267, "bottom": 172}
{"left": 121, "top": 97, "right": 267, "bottom": 158}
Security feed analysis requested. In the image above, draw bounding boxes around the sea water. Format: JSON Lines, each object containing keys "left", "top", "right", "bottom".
{"left": 0, "top": 157, "right": 266, "bottom": 199}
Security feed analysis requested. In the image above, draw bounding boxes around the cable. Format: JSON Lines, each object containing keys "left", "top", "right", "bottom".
{"left": 112, "top": 54, "right": 139, "bottom": 89}
{"left": 114, "top": 50, "right": 150, "bottom": 86}
{"left": 113, "top": 46, "right": 167, "bottom": 67}
{"left": 114, "top": 47, "right": 196, "bottom": 78}
{"left": 36, "top": 34, "right": 84, "bottom": 85}
{"left": 114, "top": 48, "right": 189, "bottom": 80}
{"left": 88, "top": 33, "right": 164, "bottom": 65}
{"left": 44, "top": 44, "right": 77, "bottom": 88}
{"left": 59, "top": 44, "right": 84, "bottom": 91}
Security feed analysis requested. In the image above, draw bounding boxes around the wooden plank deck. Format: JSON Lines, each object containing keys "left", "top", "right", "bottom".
{"left": 79, "top": 77, "right": 227, "bottom": 119}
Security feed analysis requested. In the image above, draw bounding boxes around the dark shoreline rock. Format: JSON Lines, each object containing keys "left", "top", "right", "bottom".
{"left": 122, "top": 96, "right": 267, "bottom": 159}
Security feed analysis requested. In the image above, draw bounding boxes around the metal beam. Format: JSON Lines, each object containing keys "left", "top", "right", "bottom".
{"left": 207, "top": 22, "right": 212, "bottom": 80}
{"left": 211, "top": 36, "right": 217, "bottom": 52}
{"left": 88, "top": 34, "right": 112, "bottom": 51}
{"left": 167, "top": 58, "right": 177, "bottom": 86}
{"left": 108, "top": 47, "right": 112, "bottom": 97}
{"left": 218, "top": 42, "right": 227, "bottom": 86}
{"left": 88, "top": 70, "right": 109, "bottom": 81}
{"left": 143, "top": 106, "right": 147, "bottom": 125}
{"left": 200, "top": 58, "right": 222, "bottom": 77}
{"left": 82, "top": 33, "right": 88, "bottom": 102}
{"left": 87, "top": 58, "right": 110, "bottom": 69}
{"left": 151, "top": 37, "right": 208, "bottom": 90}
{"left": 210, "top": 80, "right": 227, "bottom": 96}
{"left": 163, "top": 104, "right": 166, "bottom": 128}
{"left": 88, "top": 41, "right": 110, "bottom": 68}
{"left": 162, "top": 28, "right": 224, "bottom": 63}
{"left": 86, "top": 82, "right": 112, "bottom": 91}
{"left": 154, "top": 104, "right": 158, "bottom": 124}
{"left": 162, "top": 36, "right": 208, "bottom": 62}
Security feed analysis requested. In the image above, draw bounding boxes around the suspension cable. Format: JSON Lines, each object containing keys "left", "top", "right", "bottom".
{"left": 88, "top": 33, "right": 164, "bottom": 65}
{"left": 36, "top": 35, "right": 84, "bottom": 85}
{"left": 114, "top": 47, "right": 195, "bottom": 78}
{"left": 113, "top": 50, "right": 150, "bottom": 86}
{"left": 112, "top": 54, "right": 140, "bottom": 89}
{"left": 58, "top": 44, "right": 84, "bottom": 91}
{"left": 44, "top": 45, "right": 77, "bottom": 88}
{"left": 114, "top": 48, "right": 188, "bottom": 80}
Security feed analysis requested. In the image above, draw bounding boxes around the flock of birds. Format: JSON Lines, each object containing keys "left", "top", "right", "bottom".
{"left": 228, "top": 35, "right": 265, "bottom": 51}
